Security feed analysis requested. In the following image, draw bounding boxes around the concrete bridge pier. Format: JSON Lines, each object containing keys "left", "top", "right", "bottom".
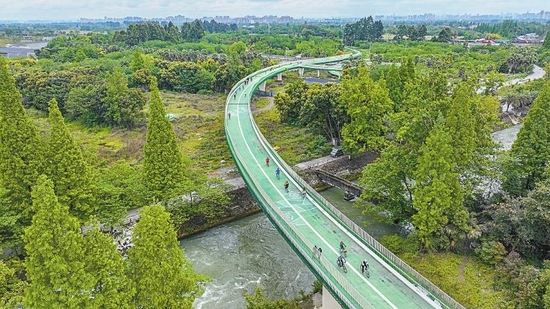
{"left": 298, "top": 67, "right": 305, "bottom": 77}
{"left": 317, "top": 70, "right": 320, "bottom": 77}
{"left": 277, "top": 73, "right": 283, "bottom": 82}
{"left": 259, "top": 81, "right": 267, "bottom": 92}
{"left": 321, "top": 287, "right": 343, "bottom": 309}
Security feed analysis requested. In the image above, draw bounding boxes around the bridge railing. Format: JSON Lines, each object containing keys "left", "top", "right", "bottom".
{"left": 244, "top": 86, "right": 464, "bottom": 309}
{"left": 225, "top": 121, "right": 374, "bottom": 309}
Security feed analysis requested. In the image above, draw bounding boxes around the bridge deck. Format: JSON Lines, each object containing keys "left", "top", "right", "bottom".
{"left": 225, "top": 55, "right": 453, "bottom": 309}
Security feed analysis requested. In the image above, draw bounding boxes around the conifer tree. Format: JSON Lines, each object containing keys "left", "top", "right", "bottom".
{"left": 505, "top": 81, "right": 550, "bottom": 194}
{"left": 0, "top": 57, "right": 44, "bottom": 247}
{"left": 83, "top": 223, "right": 134, "bottom": 308}
{"left": 143, "top": 77, "right": 190, "bottom": 201}
{"left": 413, "top": 123, "right": 467, "bottom": 248}
{"left": 23, "top": 175, "right": 91, "bottom": 308}
{"left": 46, "top": 98, "right": 94, "bottom": 220}
{"left": 128, "top": 205, "right": 206, "bottom": 308}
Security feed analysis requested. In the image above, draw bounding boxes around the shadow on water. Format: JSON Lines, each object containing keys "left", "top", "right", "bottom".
{"left": 182, "top": 185, "right": 398, "bottom": 308}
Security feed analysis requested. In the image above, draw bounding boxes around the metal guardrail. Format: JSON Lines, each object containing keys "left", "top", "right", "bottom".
{"left": 225, "top": 51, "right": 465, "bottom": 309}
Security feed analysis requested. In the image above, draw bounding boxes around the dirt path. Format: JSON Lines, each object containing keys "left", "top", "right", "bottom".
{"left": 252, "top": 96, "right": 275, "bottom": 114}
{"left": 458, "top": 255, "right": 470, "bottom": 283}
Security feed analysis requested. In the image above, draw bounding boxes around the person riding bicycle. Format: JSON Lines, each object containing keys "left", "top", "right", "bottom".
{"left": 361, "top": 259, "right": 370, "bottom": 274}
{"left": 275, "top": 167, "right": 280, "bottom": 179}
{"left": 339, "top": 240, "right": 347, "bottom": 254}
{"left": 337, "top": 255, "right": 346, "bottom": 268}
{"left": 265, "top": 157, "right": 270, "bottom": 167}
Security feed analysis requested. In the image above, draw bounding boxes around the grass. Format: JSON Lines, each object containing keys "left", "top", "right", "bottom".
{"left": 29, "top": 91, "right": 233, "bottom": 173}
{"left": 402, "top": 252, "right": 506, "bottom": 309}
{"left": 254, "top": 108, "right": 331, "bottom": 166}
{"left": 253, "top": 97, "right": 270, "bottom": 109}
{"left": 381, "top": 235, "right": 505, "bottom": 309}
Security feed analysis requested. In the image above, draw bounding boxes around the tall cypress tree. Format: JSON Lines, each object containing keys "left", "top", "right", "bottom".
{"left": 128, "top": 205, "right": 206, "bottom": 308}
{"left": 83, "top": 223, "right": 135, "bottom": 308}
{"left": 0, "top": 57, "right": 44, "bottom": 247}
{"left": 23, "top": 175, "right": 90, "bottom": 308}
{"left": 143, "top": 77, "right": 190, "bottom": 201}
{"left": 505, "top": 81, "right": 550, "bottom": 194}
{"left": 46, "top": 98, "right": 94, "bottom": 220}
{"left": 413, "top": 123, "right": 467, "bottom": 249}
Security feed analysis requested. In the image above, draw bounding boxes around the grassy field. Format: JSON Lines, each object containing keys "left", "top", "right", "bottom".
{"left": 404, "top": 252, "right": 506, "bottom": 309}
{"left": 29, "top": 91, "right": 232, "bottom": 173}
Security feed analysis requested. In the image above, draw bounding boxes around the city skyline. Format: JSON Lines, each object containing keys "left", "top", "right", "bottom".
{"left": 0, "top": 0, "right": 548, "bottom": 21}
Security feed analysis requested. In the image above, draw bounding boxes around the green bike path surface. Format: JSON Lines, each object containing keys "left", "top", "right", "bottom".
{"left": 225, "top": 55, "right": 446, "bottom": 309}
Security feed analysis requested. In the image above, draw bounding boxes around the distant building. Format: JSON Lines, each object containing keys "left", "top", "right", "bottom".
{"left": 0, "top": 47, "right": 36, "bottom": 58}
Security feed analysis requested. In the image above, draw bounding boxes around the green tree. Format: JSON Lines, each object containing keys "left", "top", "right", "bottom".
{"left": 0, "top": 57, "right": 44, "bottom": 248}
{"left": 359, "top": 144, "right": 416, "bottom": 224}
{"left": 300, "top": 83, "right": 346, "bottom": 145}
{"left": 504, "top": 81, "right": 550, "bottom": 194}
{"left": 274, "top": 80, "right": 309, "bottom": 125}
{"left": 129, "top": 48, "right": 152, "bottom": 90}
{"left": 128, "top": 205, "right": 206, "bottom": 308}
{"left": 244, "top": 286, "right": 299, "bottom": 309}
{"left": 213, "top": 63, "right": 248, "bottom": 93}
{"left": 23, "top": 175, "right": 90, "bottom": 308}
{"left": 340, "top": 65, "right": 393, "bottom": 154}
{"left": 412, "top": 123, "right": 466, "bottom": 248}
{"left": 0, "top": 257, "right": 26, "bottom": 307}
{"left": 83, "top": 223, "right": 135, "bottom": 308}
{"left": 94, "top": 162, "right": 149, "bottom": 227}
{"left": 65, "top": 82, "right": 106, "bottom": 126}
{"left": 103, "top": 67, "right": 146, "bottom": 128}
{"left": 143, "top": 77, "right": 191, "bottom": 201}
{"left": 161, "top": 61, "right": 214, "bottom": 93}
{"left": 46, "top": 99, "right": 95, "bottom": 221}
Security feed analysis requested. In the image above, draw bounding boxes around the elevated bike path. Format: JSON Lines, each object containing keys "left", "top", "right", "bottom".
{"left": 225, "top": 52, "right": 463, "bottom": 309}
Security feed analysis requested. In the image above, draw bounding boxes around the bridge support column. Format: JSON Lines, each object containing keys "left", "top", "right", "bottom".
{"left": 298, "top": 67, "right": 304, "bottom": 77}
{"left": 259, "top": 81, "right": 267, "bottom": 92}
{"left": 277, "top": 73, "right": 283, "bottom": 82}
{"left": 317, "top": 70, "right": 320, "bottom": 77}
{"left": 321, "top": 287, "right": 343, "bottom": 309}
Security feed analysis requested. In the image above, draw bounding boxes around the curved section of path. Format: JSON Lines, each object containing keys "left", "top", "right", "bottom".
{"left": 225, "top": 51, "right": 462, "bottom": 309}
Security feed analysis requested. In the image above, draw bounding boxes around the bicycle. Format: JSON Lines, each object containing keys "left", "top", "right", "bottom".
{"left": 337, "top": 258, "right": 347, "bottom": 273}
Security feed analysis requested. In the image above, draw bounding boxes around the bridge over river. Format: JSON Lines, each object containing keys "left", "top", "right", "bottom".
{"left": 224, "top": 51, "right": 464, "bottom": 309}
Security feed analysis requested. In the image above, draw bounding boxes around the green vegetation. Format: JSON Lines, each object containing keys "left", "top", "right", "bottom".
{"left": 1, "top": 17, "right": 550, "bottom": 308}
{"left": 128, "top": 205, "right": 207, "bottom": 308}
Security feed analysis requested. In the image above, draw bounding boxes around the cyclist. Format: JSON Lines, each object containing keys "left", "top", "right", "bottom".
{"left": 339, "top": 240, "right": 346, "bottom": 251}
{"left": 275, "top": 167, "right": 280, "bottom": 179}
{"left": 337, "top": 255, "right": 346, "bottom": 270}
{"left": 265, "top": 157, "right": 270, "bottom": 167}
{"left": 361, "top": 260, "right": 370, "bottom": 274}
{"left": 284, "top": 181, "right": 289, "bottom": 192}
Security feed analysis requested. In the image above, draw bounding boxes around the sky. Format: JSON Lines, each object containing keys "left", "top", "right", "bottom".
{"left": 0, "top": 0, "right": 547, "bottom": 21}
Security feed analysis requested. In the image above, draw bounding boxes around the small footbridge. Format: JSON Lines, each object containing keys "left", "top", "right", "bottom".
{"left": 315, "top": 169, "right": 363, "bottom": 198}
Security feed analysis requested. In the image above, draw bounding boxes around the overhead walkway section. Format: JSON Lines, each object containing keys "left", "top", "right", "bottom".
{"left": 224, "top": 51, "right": 465, "bottom": 309}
